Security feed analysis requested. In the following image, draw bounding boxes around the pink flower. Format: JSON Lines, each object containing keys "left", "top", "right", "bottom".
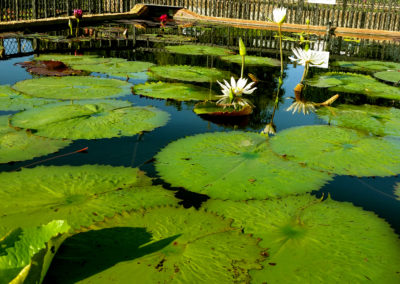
{"left": 159, "top": 14, "right": 167, "bottom": 23}
{"left": 74, "top": 9, "right": 83, "bottom": 19}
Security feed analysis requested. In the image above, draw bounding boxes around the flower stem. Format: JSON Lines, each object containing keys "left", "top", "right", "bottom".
{"left": 241, "top": 55, "right": 245, "bottom": 78}
{"left": 278, "top": 24, "right": 284, "bottom": 76}
{"left": 300, "top": 62, "right": 309, "bottom": 83}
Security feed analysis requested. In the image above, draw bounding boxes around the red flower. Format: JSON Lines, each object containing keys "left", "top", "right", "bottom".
{"left": 159, "top": 14, "right": 167, "bottom": 23}
{"left": 74, "top": 9, "right": 83, "bottom": 19}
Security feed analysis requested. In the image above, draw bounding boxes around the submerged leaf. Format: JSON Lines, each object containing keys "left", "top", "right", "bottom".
{"left": 270, "top": 125, "right": 400, "bottom": 176}
{"left": 373, "top": 71, "right": 400, "bottom": 84}
{"left": 333, "top": 60, "right": 400, "bottom": 72}
{"left": 0, "top": 115, "right": 71, "bottom": 163}
{"left": 0, "top": 220, "right": 70, "bottom": 284}
{"left": 165, "top": 44, "right": 233, "bottom": 56}
{"left": 10, "top": 100, "right": 169, "bottom": 140}
{"left": 0, "top": 85, "right": 55, "bottom": 111}
{"left": 13, "top": 76, "right": 132, "bottom": 100}
{"left": 149, "top": 65, "right": 231, "bottom": 82}
{"left": 204, "top": 195, "right": 400, "bottom": 284}
{"left": 133, "top": 82, "right": 219, "bottom": 101}
{"left": 221, "top": 55, "right": 280, "bottom": 66}
{"left": 305, "top": 72, "right": 400, "bottom": 100}
{"left": 317, "top": 104, "right": 400, "bottom": 137}
{"left": 155, "top": 132, "right": 332, "bottom": 200}
{"left": 45, "top": 207, "right": 263, "bottom": 283}
{"left": 0, "top": 165, "right": 178, "bottom": 237}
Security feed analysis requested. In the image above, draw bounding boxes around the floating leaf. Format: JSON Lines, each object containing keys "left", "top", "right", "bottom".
{"left": 133, "top": 82, "right": 219, "bottom": 101}
{"left": 305, "top": 72, "right": 400, "bottom": 100}
{"left": 13, "top": 76, "right": 132, "bottom": 100}
{"left": 270, "top": 125, "right": 400, "bottom": 176}
{"left": 221, "top": 55, "right": 280, "bottom": 66}
{"left": 317, "top": 104, "right": 400, "bottom": 137}
{"left": 149, "top": 65, "right": 231, "bottom": 82}
{"left": 0, "top": 220, "right": 70, "bottom": 284}
{"left": 17, "top": 60, "right": 85, "bottom": 76}
{"left": 374, "top": 71, "right": 400, "bottom": 84}
{"left": 34, "top": 54, "right": 124, "bottom": 66}
{"left": 333, "top": 60, "right": 400, "bottom": 72}
{"left": 0, "top": 85, "right": 56, "bottom": 111}
{"left": 137, "top": 34, "right": 196, "bottom": 42}
{"left": 193, "top": 101, "right": 253, "bottom": 116}
{"left": 155, "top": 132, "right": 332, "bottom": 200}
{"left": 45, "top": 207, "right": 263, "bottom": 283}
{"left": 0, "top": 165, "right": 178, "bottom": 237}
{"left": 165, "top": 44, "right": 233, "bottom": 56}
{"left": 0, "top": 115, "right": 71, "bottom": 163}
{"left": 10, "top": 100, "right": 169, "bottom": 140}
{"left": 204, "top": 195, "right": 400, "bottom": 284}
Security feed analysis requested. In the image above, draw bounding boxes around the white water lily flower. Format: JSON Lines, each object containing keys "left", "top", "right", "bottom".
{"left": 273, "top": 7, "right": 287, "bottom": 24}
{"left": 289, "top": 48, "right": 328, "bottom": 67}
{"left": 216, "top": 77, "right": 257, "bottom": 109}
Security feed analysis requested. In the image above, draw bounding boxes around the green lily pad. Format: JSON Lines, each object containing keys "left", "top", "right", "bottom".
{"left": 149, "top": 65, "right": 231, "bottom": 83}
{"left": 45, "top": 207, "right": 264, "bottom": 283}
{"left": 333, "top": 60, "right": 400, "bottom": 72}
{"left": 10, "top": 100, "right": 169, "bottom": 140}
{"left": 0, "top": 165, "right": 178, "bottom": 237}
{"left": 270, "top": 125, "right": 400, "bottom": 176}
{"left": 193, "top": 101, "right": 253, "bottom": 116}
{"left": 374, "top": 71, "right": 400, "bottom": 84}
{"left": 34, "top": 54, "right": 124, "bottom": 66}
{"left": 155, "top": 132, "right": 332, "bottom": 200}
{"left": 0, "top": 115, "right": 71, "bottom": 164}
{"left": 165, "top": 44, "right": 233, "bottom": 56}
{"left": 305, "top": 72, "right": 400, "bottom": 100}
{"left": 317, "top": 104, "right": 400, "bottom": 137}
{"left": 13, "top": 76, "right": 132, "bottom": 100}
{"left": 204, "top": 195, "right": 400, "bottom": 284}
{"left": 0, "top": 220, "right": 70, "bottom": 284}
{"left": 221, "top": 55, "right": 280, "bottom": 67}
{"left": 133, "top": 82, "right": 219, "bottom": 101}
{"left": 0, "top": 85, "right": 56, "bottom": 111}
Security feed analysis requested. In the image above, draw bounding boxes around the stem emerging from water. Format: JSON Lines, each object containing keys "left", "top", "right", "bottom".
{"left": 241, "top": 55, "right": 245, "bottom": 78}
{"left": 278, "top": 24, "right": 284, "bottom": 76}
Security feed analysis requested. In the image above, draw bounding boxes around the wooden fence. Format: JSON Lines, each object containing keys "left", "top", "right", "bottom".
{"left": 1, "top": 0, "right": 399, "bottom": 31}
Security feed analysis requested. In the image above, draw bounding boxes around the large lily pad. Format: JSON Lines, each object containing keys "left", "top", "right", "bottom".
{"left": 0, "top": 220, "right": 70, "bottom": 284}
{"left": 317, "top": 104, "right": 400, "bottom": 137}
{"left": 149, "top": 65, "right": 231, "bottom": 83}
{"left": 13, "top": 76, "right": 132, "bottom": 100}
{"left": 0, "top": 165, "right": 178, "bottom": 237}
{"left": 45, "top": 207, "right": 264, "bottom": 283}
{"left": 270, "top": 125, "right": 400, "bottom": 176}
{"left": 0, "top": 85, "right": 55, "bottom": 111}
{"left": 333, "top": 60, "right": 400, "bottom": 72}
{"left": 193, "top": 101, "right": 253, "bottom": 116}
{"left": 133, "top": 81, "right": 219, "bottom": 101}
{"left": 0, "top": 115, "right": 71, "bottom": 163}
{"left": 305, "top": 72, "right": 400, "bottom": 100}
{"left": 10, "top": 100, "right": 169, "bottom": 139}
{"left": 155, "top": 132, "right": 332, "bottom": 200}
{"left": 165, "top": 44, "right": 233, "bottom": 56}
{"left": 204, "top": 195, "right": 400, "bottom": 283}
{"left": 221, "top": 55, "right": 280, "bottom": 67}
{"left": 374, "top": 71, "right": 400, "bottom": 84}
{"left": 34, "top": 54, "right": 123, "bottom": 66}
{"left": 17, "top": 60, "right": 86, "bottom": 77}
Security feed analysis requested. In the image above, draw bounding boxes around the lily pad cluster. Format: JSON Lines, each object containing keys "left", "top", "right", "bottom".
{"left": 10, "top": 100, "right": 170, "bottom": 140}
{"left": 34, "top": 54, "right": 154, "bottom": 78}
{"left": 149, "top": 65, "right": 231, "bottom": 83}
{"left": 305, "top": 72, "right": 400, "bottom": 100}
{"left": 0, "top": 85, "right": 55, "bottom": 111}
{"left": 13, "top": 76, "right": 132, "bottom": 100}
{"left": 0, "top": 115, "right": 71, "bottom": 163}
{"left": 0, "top": 165, "right": 178, "bottom": 236}
{"left": 270, "top": 125, "right": 400, "bottom": 177}
{"left": 133, "top": 81, "right": 219, "bottom": 101}
{"left": 204, "top": 195, "right": 400, "bottom": 283}
{"left": 317, "top": 104, "right": 400, "bottom": 137}
{"left": 155, "top": 132, "right": 332, "bottom": 200}
{"left": 45, "top": 207, "right": 264, "bottom": 283}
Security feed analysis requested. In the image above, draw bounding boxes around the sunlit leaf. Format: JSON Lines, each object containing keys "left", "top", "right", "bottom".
{"left": 0, "top": 165, "right": 178, "bottom": 237}
{"left": 204, "top": 195, "right": 400, "bottom": 284}
{"left": 165, "top": 44, "right": 233, "bottom": 56}
{"left": 45, "top": 207, "right": 263, "bottom": 283}
{"left": 133, "top": 82, "right": 219, "bottom": 101}
{"left": 155, "top": 132, "right": 332, "bottom": 200}
{"left": 0, "top": 85, "right": 56, "bottom": 111}
{"left": 270, "top": 125, "right": 400, "bottom": 176}
{"left": 10, "top": 100, "right": 169, "bottom": 140}
{"left": 221, "top": 55, "right": 280, "bottom": 66}
{"left": 149, "top": 65, "right": 232, "bottom": 82}
{"left": 13, "top": 76, "right": 132, "bottom": 100}
{"left": 332, "top": 60, "right": 400, "bottom": 72}
{"left": 373, "top": 71, "right": 400, "bottom": 84}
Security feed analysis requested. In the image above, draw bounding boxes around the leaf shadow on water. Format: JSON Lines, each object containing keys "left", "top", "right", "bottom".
{"left": 44, "top": 227, "right": 180, "bottom": 283}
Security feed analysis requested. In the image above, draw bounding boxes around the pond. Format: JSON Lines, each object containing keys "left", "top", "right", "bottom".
{"left": 0, "top": 19, "right": 400, "bottom": 283}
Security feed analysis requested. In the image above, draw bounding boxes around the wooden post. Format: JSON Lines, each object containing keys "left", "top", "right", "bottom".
{"left": 32, "top": 0, "right": 37, "bottom": 19}
{"left": 296, "top": 0, "right": 304, "bottom": 24}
